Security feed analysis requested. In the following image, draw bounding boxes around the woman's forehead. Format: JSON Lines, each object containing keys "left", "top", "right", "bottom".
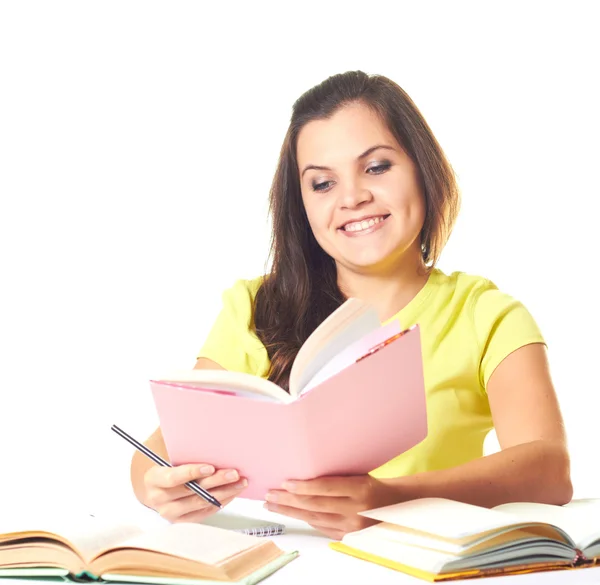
{"left": 297, "top": 104, "right": 397, "bottom": 167}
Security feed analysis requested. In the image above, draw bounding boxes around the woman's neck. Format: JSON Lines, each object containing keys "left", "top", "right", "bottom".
{"left": 337, "top": 257, "right": 431, "bottom": 322}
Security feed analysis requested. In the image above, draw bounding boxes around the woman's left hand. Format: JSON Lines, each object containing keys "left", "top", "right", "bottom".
{"left": 264, "top": 475, "right": 398, "bottom": 540}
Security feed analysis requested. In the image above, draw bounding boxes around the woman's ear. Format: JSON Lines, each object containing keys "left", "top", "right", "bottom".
{"left": 419, "top": 225, "right": 430, "bottom": 264}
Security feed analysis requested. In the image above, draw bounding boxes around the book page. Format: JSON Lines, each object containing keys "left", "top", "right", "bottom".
{"left": 299, "top": 319, "right": 401, "bottom": 395}
{"left": 494, "top": 501, "right": 600, "bottom": 549}
{"left": 563, "top": 498, "right": 600, "bottom": 512}
{"left": 359, "top": 520, "right": 573, "bottom": 556}
{"left": 342, "top": 523, "right": 574, "bottom": 575}
{"left": 1, "top": 513, "right": 143, "bottom": 562}
{"left": 288, "top": 298, "right": 380, "bottom": 397}
{"left": 342, "top": 528, "right": 457, "bottom": 575}
{"left": 360, "top": 498, "right": 529, "bottom": 540}
{"left": 107, "top": 523, "right": 264, "bottom": 566}
{"left": 153, "top": 370, "right": 292, "bottom": 403}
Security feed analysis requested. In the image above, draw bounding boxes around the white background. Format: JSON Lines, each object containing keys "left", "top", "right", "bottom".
{"left": 1, "top": 1, "right": 598, "bottom": 515}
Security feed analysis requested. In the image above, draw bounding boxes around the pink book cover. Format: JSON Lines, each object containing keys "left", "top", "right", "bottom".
{"left": 150, "top": 325, "right": 427, "bottom": 500}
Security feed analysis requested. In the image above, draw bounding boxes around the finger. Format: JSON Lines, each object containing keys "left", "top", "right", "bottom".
{"left": 263, "top": 501, "right": 345, "bottom": 529}
{"left": 203, "top": 477, "right": 249, "bottom": 502}
{"left": 266, "top": 490, "right": 353, "bottom": 514}
{"left": 148, "top": 469, "right": 244, "bottom": 506}
{"left": 149, "top": 468, "right": 243, "bottom": 504}
{"left": 309, "top": 524, "right": 347, "bottom": 540}
{"left": 148, "top": 483, "right": 207, "bottom": 506}
{"left": 146, "top": 485, "right": 187, "bottom": 507}
{"left": 196, "top": 468, "right": 242, "bottom": 490}
{"left": 157, "top": 479, "right": 249, "bottom": 522}
{"left": 146, "top": 464, "right": 216, "bottom": 489}
{"left": 173, "top": 494, "right": 239, "bottom": 523}
{"left": 157, "top": 493, "right": 205, "bottom": 520}
{"left": 281, "top": 477, "right": 355, "bottom": 497}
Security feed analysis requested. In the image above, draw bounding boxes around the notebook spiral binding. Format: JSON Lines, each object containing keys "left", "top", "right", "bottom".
{"left": 239, "top": 524, "right": 285, "bottom": 537}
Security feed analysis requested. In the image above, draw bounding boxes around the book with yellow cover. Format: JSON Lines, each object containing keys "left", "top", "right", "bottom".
{"left": 330, "top": 497, "right": 600, "bottom": 581}
{"left": 0, "top": 513, "right": 297, "bottom": 584}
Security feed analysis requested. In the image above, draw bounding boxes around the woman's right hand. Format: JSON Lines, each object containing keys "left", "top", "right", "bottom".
{"left": 143, "top": 463, "right": 248, "bottom": 522}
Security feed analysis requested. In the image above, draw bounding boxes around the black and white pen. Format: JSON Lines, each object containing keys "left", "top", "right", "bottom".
{"left": 111, "top": 424, "right": 223, "bottom": 509}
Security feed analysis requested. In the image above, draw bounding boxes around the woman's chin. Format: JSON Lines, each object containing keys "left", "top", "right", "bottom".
{"left": 332, "top": 238, "right": 421, "bottom": 274}
{"left": 337, "top": 252, "right": 396, "bottom": 272}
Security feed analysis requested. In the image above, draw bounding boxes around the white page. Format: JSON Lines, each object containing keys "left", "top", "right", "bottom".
{"left": 1, "top": 512, "right": 143, "bottom": 562}
{"left": 357, "top": 523, "right": 468, "bottom": 554}
{"left": 116, "top": 523, "right": 263, "bottom": 566}
{"left": 291, "top": 303, "right": 381, "bottom": 394}
{"left": 343, "top": 528, "right": 454, "bottom": 574}
{"left": 360, "top": 498, "right": 527, "bottom": 539}
{"left": 494, "top": 502, "right": 600, "bottom": 548}
{"left": 154, "top": 370, "right": 292, "bottom": 403}
{"left": 362, "top": 520, "right": 572, "bottom": 557}
{"left": 563, "top": 498, "right": 600, "bottom": 512}
{"left": 300, "top": 320, "right": 401, "bottom": 395}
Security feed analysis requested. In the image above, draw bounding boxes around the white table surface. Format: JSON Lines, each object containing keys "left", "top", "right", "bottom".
{"left": 2, "top": 497, "right": 599, "bottom": 585}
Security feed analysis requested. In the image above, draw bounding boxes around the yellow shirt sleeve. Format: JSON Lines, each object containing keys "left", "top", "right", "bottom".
{"left": 197, "top": 278, "right": 270, "bottom": 377}
{"left": 471, "top": 280, "right": 546, "bottom": 390}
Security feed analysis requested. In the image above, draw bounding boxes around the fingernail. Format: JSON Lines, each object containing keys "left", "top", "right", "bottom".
{"left": 236, "top": 478, "right": 248, "bottom": 489}
{"left": 265, "top": 492, "right": 278, "bottom": 502}
{"left": 282, "top": 481, "right": 297, "bottom": 492}
{"left": 225, "top": 470, "right": 239, "bottom": 481}
{"left": 199, "top": 465, "right": 214, "bottom": 475}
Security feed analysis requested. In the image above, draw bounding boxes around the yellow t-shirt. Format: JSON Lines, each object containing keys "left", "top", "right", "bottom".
{"left": 197, "top": 269, "right": 545, "bottom": 478}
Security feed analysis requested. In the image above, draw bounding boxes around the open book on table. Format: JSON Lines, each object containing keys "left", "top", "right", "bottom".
{"left": 0, "top": 514, "right": 297, "bottom": 584}
{"left": 149, "top": 298, "right": 428, "bottom": 499}
{"left": 330, "top": 497, "right": 600, "bottom": 581}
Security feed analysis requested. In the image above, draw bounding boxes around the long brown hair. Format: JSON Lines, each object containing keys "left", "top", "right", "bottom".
{"left": 253, "top": 70, "right": 460, "bottom": 391}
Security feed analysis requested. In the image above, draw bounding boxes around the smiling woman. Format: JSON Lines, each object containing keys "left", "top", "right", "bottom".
{"left": 130, "top": 70, "right": 572, "bottom": 541}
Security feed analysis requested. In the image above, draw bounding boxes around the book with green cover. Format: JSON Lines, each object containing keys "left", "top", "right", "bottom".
{"left": 0, "top": 514, "right": 297, "bottom": 583}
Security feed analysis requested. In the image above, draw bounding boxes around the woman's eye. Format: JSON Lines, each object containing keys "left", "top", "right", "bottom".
{"left": 367, "top": 162, "right": 391, "bottom": 174}
{"left": 312, "top": 181, "right": 333, "bottom": 192}
{"left": 311, "top": 162, "right": 390, "bottom": 191}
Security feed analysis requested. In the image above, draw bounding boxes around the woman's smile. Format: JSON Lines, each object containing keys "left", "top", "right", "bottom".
{"left": 338, "top": 214, "right": 391, "bottom": 237}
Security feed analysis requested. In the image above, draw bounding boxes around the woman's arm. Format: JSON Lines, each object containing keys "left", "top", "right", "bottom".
{"left": 384, "top": 342, "right": 572, "bottom": 506}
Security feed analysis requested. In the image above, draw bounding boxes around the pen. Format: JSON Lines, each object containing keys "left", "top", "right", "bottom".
{"left": 111, "top": 424, "right": 223, "bottom": 509}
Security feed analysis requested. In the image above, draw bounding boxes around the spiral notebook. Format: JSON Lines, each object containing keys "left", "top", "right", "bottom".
{"left": 201, "top": 513, "right": 285, "bottom": 536}
{"left": 88, "top": 508, "right": 284, "bottom": 538}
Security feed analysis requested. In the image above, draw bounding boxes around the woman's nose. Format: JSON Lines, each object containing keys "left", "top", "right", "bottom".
{"left": 339, "top": 183, "right": 373, "bottom": 209}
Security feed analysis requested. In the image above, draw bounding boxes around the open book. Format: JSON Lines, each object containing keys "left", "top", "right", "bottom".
{"left": 149, "top": 298, "right": 428, "bottom": 499}
{"left": 330, "top": 497, "right": 600, "bottom": 581}
{"left": 159, "top": 297, "right": 402, "bottom": 403}
{"left": 0, "top": 514, "right": 297, "bottom": 584}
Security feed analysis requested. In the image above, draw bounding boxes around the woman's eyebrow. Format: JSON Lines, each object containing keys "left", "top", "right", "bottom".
{"left": 300, "top": 144, "right": 397, "bottom": 178}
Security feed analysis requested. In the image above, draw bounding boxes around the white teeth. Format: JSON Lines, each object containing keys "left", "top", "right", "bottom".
{"left": 344, "top": 216, "right": 386, "bottom": 232}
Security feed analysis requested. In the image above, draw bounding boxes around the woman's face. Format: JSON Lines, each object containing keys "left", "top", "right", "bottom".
{"left": 297, "top": 102, "right": 426, "bottom": 275}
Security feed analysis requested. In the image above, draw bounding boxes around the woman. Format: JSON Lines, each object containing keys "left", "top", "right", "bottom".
{"left": 130, "top": 70, "right": 572, "bottom": 540}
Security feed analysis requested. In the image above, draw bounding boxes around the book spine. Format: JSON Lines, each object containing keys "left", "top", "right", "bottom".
{"left": 573, "top": 548, "right": 594, "bottom": 567}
